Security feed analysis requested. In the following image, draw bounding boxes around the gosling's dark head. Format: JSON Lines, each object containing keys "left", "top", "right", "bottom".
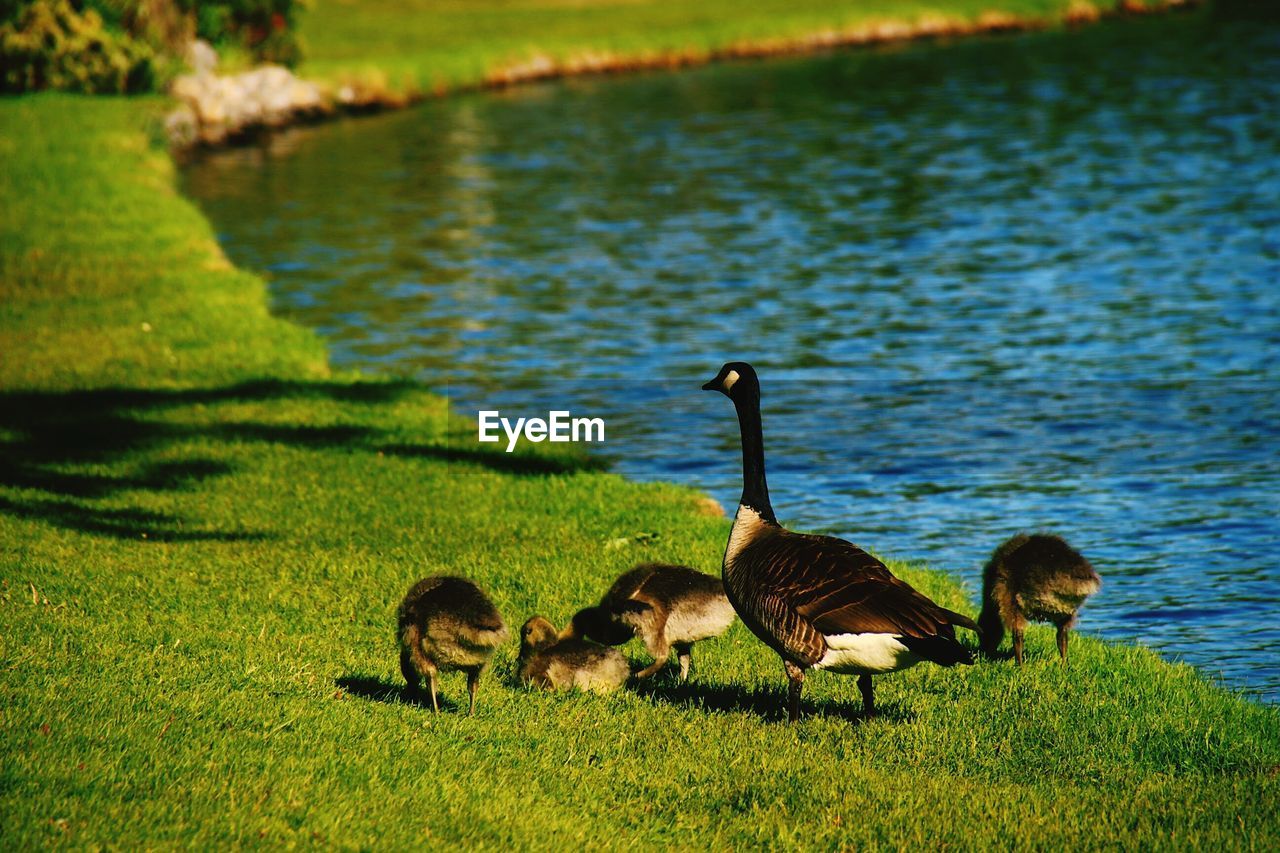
{"left": 561, "top": 607, "right": 602, "bottom": 642}
{"left": 701, "top": 361, "right": 758, "bottom": 399}
{"left": 519, "top": 616, "right": 558, "bottom": 656}
{"left": 562, "top": 605, "right": 637, "bottom": 646}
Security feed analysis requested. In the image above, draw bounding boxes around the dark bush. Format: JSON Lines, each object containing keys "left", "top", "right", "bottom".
{"left": 84, "top": 1, "right": 195, "bottom": 54}
{"left": 0, "top": 0, "right": 154, "bottom": 93}
{"left": 87, "top": 1, "right": 305, "bottom": 63}
{"left": 82, "top": 1, "right": 304, "bottom": 64}
{"left": 199, "top": 1, "right": 304, "bottom": 66}
{"left": 1, "top": 1, "right": 304, "bottom": 93}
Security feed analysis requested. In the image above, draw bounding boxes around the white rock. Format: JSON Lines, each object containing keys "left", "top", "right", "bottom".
{"left": 164, "top": 104, "right": 197, "bottom": 148}
{"left": 169, "top": 59, "right": 334, "bottom": 147}
{"left": 290, "top": 80, "right": 323, "bottom": 111}
{"left": 186, "top": 39, "right": 218, "bottom": 75}
{"left": 196, "top": 92, "right": 226, "bottom": 125}
{"left": 259, "top": 65, "right": 292, "bottom": 90}
{"left": 169, "top": 73, "right": 207, "bottom": 103}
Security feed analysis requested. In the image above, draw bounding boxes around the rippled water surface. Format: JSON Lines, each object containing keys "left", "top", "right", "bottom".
{"left": 184, "top": 7, "right": 1280, "bottom": 699}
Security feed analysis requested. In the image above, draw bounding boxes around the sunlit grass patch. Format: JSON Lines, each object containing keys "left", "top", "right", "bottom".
{"left": 2, "top": 68, "right": 1278, "bottom": 847}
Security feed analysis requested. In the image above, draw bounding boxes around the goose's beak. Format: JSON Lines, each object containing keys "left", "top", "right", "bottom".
{"left": 701, "top": 377, "right": 721, "bottom": 392}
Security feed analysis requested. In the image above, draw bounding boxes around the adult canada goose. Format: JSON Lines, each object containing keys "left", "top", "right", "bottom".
{"left": 397, "top": 576, "right": 509, "bottom": 714}
{"left": 702, "top": 361, "right": 979, "bottom": 722}
{"left": 978, "top": 533, "right": 1101, "bottom": 665}
{"left": 518, "top": 616, "right": 630, "bottom": 692}
{"left": 562, "top": 563, "right": 737, "bottom": 681}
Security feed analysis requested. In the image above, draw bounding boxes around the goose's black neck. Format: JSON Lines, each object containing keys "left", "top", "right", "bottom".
{"left": 731, "top": 387, "right": 777, "bottom": 524}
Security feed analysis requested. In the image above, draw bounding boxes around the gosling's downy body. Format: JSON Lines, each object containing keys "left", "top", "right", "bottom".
{"left": 518, "top": 616, "right": 630, "bottom": 692}
{"left": 703, "top": 361, "right": 979, "bottom": 722}
{"left": 978, "top": 533, "right": 1101, "bottom": 665}
{"left": 564, "top": 563, "right": 736, "bottom": 681}
{"left": 397, "top": 576, "right": 509, "bottom": 713}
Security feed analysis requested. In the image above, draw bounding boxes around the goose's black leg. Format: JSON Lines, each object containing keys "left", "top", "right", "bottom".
{"left": 1056, "top": 623, "right": 1070, "bottom": 665}
{"left": 858, "top": 674, "right": 875, "bottom": 719}
{"left": 784, "top": 660, "right": 805, "bottom": 722}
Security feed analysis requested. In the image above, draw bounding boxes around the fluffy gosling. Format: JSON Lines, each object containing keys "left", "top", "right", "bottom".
{"left": 978, "top": 533, "right": 1101, "bottom": 665}
{"left": 397, "top": 576, "right": 508, "bottom": 713}
{"left": 563, "top": 563, "right": 736, "bottom": 680}
{"left": 518, "top": 616, "right": 629, "bottom": 692}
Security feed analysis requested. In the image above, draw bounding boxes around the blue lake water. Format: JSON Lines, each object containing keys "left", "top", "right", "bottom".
{"left": 183, "top": 5, "right": 1280, "bottom": 700}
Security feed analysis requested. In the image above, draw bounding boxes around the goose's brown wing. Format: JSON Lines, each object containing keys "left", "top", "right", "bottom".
{"left": 736, "top": 531, "right": 970, "bottom": 665}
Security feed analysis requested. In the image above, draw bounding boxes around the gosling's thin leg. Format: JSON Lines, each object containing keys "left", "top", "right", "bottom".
{"left": 1012, "top": 627, "right": 1025, "bottom": 666}
{"left": 1057, "top": 623, "right": 1070, "bottom": 665}
{"left": 466, "top": 668, "right": 480, "bottom": 715}
{"left": 399, "top": 647, "right": 420, "bottom": 692}
{"left": 858, "top": 673, "right": 875, "bottom": 719}
{"left": 635, "top": 636, "right": 671, "bottom": 679}
{"left": 674, "top": 642, "right": 693, "bottom": 682}
{"left": 427, "top": 670, "right": 439, "bottom": 713}
{"left": 784, "top": 660, "right": 805, "bottom": 723}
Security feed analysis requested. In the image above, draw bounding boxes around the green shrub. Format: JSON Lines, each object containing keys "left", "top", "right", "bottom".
{"left": 84, "top": 0, "right": 195, "bottom": 54}
{"left": 0, "top": 1, "right": 305, "bottom": 93}
{"left": 88, "top": 0, "right": 307, "bottom": 64}
{"left": 201, "top": 1, "right": 305, "bottom": 66}
{"left": 0, "top": 0, "right": 154, "bottom": 93}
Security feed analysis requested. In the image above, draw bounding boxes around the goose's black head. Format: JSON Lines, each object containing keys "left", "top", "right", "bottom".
{"left": 702, "top": 361, "right": 759, "bottom": 399}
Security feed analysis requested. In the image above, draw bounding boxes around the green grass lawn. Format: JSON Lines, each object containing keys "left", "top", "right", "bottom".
{"left": 298, "top": 0, "right": 1106, "bottom": 92}
{"left": 3, "top": 15, "right": 1279, "bottom": 846}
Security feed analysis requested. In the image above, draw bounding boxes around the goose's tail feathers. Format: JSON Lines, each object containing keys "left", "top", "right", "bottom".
{"left": 941, "top": 607, "right": 982, "bottom": 638}
{"left": 900, "top": 633, "right": 974, "bottom": 666}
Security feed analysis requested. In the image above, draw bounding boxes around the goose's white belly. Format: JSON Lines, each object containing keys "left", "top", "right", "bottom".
{"left": 815, "top": 633, "right": 921, "bottom": 675}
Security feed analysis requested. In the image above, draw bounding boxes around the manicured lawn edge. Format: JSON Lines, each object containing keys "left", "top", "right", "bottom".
{"left": 296, "top": 0, "right": 1200, "bottom": 99}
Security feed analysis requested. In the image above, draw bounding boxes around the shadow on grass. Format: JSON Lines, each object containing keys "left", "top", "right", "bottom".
{"left": 629, "top": 678, "right": 915, "bottom": 724}
{"left": 0, "top": 496, "right": 268, "bottom": 542}
{"left": 335, "top": 674, "right": 459, "bottom": 713}
{"left": 380, "top": 443, "right": 608, "bottom": 476}
{"left": 0, "top": 379, "right": 415, "bottom": 540}
{"left": 0, "top": 456, "right": 236, "bottom": 499}
{"left": 0, "top": 378, "right": 607, "bottom": 539}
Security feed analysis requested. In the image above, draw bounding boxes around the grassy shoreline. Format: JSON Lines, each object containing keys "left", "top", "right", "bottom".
{"left": 3, "top": 2, "right": 1279, "bottom": 845}
{"left": 296, "top": 0, "right": 1196, "bottom": 98}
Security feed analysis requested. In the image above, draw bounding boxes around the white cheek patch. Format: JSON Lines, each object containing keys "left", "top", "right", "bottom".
{"left": 723, "top": 370, "right": 740, "bottom": 392}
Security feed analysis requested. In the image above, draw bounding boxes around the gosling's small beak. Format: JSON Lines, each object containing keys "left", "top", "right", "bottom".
{"left": 701, "top": 377, "right": 721, "bottom": 392}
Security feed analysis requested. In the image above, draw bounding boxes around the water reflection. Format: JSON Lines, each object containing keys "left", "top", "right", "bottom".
{"left": 184, "top": 7, "right": 1280, "bottom": 699}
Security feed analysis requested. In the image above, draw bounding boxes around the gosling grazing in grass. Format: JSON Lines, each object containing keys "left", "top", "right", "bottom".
{"left": 978, "top": 533, "right": 1101, "bottom": 665}
{"left": 397, "top": 576, "right": 509, "bottom": 714}
{"left": 518, "top": 616, "right": 630, "bottom": 692}
{"left": 703, "top": 361, "right": 979, "bottom": 722}
{"left": 562, "top": 563, "right": 736, "bottom": 681}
